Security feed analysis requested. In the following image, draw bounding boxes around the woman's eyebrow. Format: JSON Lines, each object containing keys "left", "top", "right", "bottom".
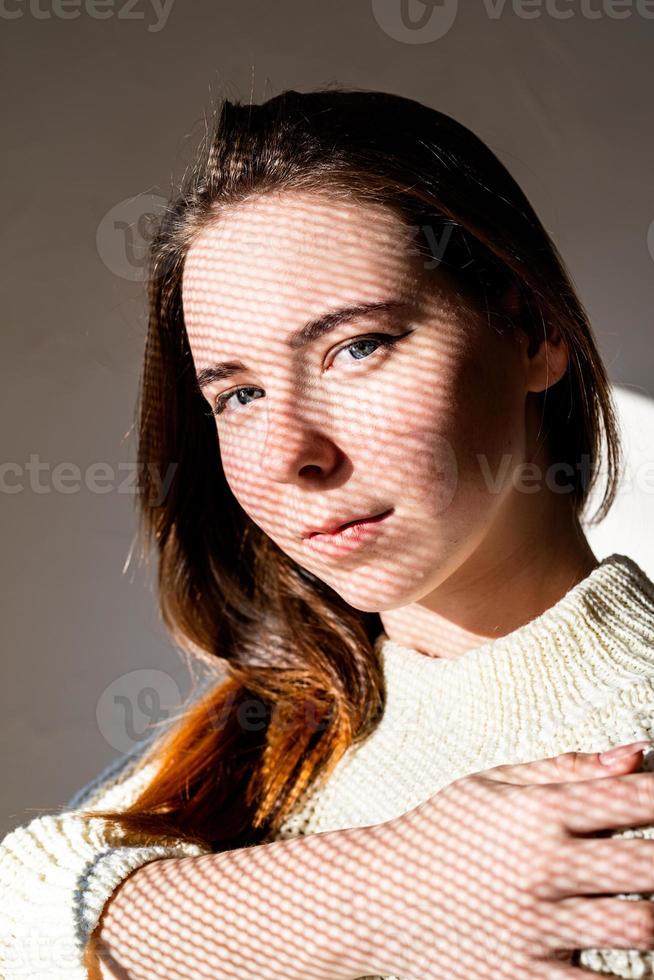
{"left": 195, "top": 298, "right": 414, "bottom": 390}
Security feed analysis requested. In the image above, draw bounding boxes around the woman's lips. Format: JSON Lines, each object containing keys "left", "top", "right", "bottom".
{"left": 320, "top": 509, "right": 391, "bottom": 535}
{"left": 304, "top": 508, "right": 394, "bottom": 557}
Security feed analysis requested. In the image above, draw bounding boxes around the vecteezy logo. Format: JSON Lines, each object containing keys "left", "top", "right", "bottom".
{"left": 96, "top": 668, "right": 182, "bottom": 753}
{"left": 96, "top": 192, "right": 168, "bottom": 281}
{"left": 371, "top": 0, "right": 459, "bottom": 43}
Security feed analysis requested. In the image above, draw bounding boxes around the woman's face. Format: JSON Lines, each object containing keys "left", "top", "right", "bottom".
{"left": 182, "top": 190, "right": 535, "bottom": 613}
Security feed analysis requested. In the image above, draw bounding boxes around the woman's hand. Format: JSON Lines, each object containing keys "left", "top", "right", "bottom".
{"left": 373, "top": 743, "right": 654, "bottom": 979}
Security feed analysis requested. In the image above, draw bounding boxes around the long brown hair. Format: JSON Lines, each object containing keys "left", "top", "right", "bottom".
{"left": 79, "top": 86, "right": 622, "bottom": 852}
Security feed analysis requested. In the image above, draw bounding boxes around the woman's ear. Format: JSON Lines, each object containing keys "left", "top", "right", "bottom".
{"left": 524, "top": 325, "right": 569, "bottom": 394}
{"left": 501, "top": 282, "right": 569, "bottom": 392}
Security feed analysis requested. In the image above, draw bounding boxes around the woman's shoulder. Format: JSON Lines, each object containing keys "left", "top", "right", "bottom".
{"left": 65, "top": 729, "right": 163, "bottom": 813}
{"left": 0, "top": 680, "right": 219, "bottom": 979}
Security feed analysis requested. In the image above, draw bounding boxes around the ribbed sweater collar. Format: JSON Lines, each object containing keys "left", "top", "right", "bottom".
{"left": 373, "top": 554, "right": 654, "bottom": 756}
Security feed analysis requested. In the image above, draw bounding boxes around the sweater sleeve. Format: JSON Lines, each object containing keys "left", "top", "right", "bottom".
{"left": 0, "top": 724, "right": 213, "bottom": 980}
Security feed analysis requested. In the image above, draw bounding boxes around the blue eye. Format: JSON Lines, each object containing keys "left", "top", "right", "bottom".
{"left": 334, "top": 336, "right": 385, "bottom": 363}
{"left": 210, "top": 331, "right": 409, "bottom": 418}
{"left": 213, "top": 385, "right": 264, "bottom": 416}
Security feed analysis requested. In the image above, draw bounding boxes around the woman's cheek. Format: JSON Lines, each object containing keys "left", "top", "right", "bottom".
{"left": 409, "top": 432, "right": 459, "bottom": 512}
{"left": 219, "top": 442, "right": 264, "bottom": 516}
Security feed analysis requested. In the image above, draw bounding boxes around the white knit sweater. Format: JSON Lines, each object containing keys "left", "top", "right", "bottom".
{"left": 3, "top": 553, "right": 654, "bottom": 980}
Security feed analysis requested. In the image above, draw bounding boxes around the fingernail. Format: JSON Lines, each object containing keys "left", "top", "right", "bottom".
{"left": 599, "top": 740, "right": 651, "bottom": 765}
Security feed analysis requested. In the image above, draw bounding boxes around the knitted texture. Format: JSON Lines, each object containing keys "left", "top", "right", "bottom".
{"left": 2, "top": 553, "right": 654, "bottom": 979}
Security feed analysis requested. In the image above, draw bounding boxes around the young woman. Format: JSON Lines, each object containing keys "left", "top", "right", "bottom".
{"left": 3, "top": 87, "right": 654, "bottom": 980}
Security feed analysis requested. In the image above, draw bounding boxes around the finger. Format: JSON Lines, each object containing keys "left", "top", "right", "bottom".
{"left": 530, "top": 958, "right": 596, "bottom": 979}
{"left": 536, "top": 895, "right": 654, "bottom": 952}
{"left": 484, "top": 748, "right": 647, "bottom": 786}
{"left": 535, "top": 967, "right": 590, "bottom": 980}
{"left": 558, "top": 771, "right": 654, "bottom": 834}
{"left": 539, "top": 838, "right": 654, "bottom": 898}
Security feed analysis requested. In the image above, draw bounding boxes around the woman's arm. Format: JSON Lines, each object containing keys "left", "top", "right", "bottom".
{"left": 5, "top": 744, "right": 651, "bottom": 980}
{"left": 91, "top": 753, "right": 654, "bottom": 980}
{"left": 0, "top": 806, "right": 210, "bottom": 980}
{"left": 90, "top": 746, "right": 654, "bottom": 980}
{"left": 90, "top": 821, "right": 391, "bottom": 980}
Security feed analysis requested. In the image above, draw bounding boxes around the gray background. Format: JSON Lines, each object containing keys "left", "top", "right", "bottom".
{"left": 2, "top": 0, "right": 653, "bottom": 839}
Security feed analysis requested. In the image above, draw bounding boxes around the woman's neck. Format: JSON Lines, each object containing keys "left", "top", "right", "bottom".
{"left": 380, "top": 491, "right": 598, "bottom": 660}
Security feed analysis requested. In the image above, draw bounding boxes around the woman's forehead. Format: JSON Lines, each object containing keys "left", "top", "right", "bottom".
{"left": 183, "top": 192, "right": 416, "bottom": 284}
{"left": 182, "top": 192, "right": 423, "bottom": 338}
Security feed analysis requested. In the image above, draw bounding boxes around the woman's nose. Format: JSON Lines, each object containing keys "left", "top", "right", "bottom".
{"left": 260, "top": 403, "right": 339, "bottom": 483}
